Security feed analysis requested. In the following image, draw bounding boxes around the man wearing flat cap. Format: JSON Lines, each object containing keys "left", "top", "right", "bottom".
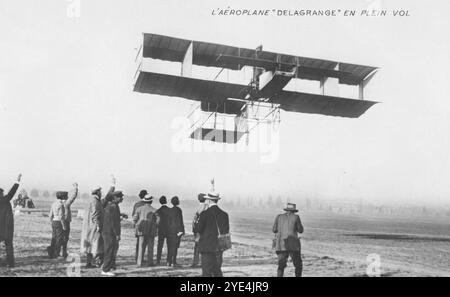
{"left": 61, "top": 183, "right": 79, "bottom": 258}
{"left": 273, "top": 203, "right": 304, "bottom": 277}
{"left": 0, "top": 174, "right": 22, "bottom": 268}
{"left": 47, "top": 190, "right": 68, "bottom": 258}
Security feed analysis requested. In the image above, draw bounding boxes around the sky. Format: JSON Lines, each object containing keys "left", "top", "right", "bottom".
{"left": 1, "top": 0, "right": 450, "bottom": 205}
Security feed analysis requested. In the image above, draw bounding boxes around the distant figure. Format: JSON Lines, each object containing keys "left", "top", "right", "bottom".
{"left": 167, "top": 196, "right": 185, "bottom": 267}
{"left": 47, "top": 191, "right": 68, "bottom": 259}
{"left": 101, "top": 191, "right": 123, "bottom": 276}
{"left": 156, "top": 196, "right": 170, "bottom": 265}
{"left": 272, "top": 203, "right": 304, "bottom": 277}
{"left": 196, "top": 192, "right": 229, "bottom": 277}
{"left": 0, "top": 174, "right": 22, "bottom": 268}
{"left": 81, "top": 176, "right": 116, "bottom": 268}
{"left": 13, "top": 188, "right": 35, "bottom": 209}
{"left": 61, "top": 183, "right": 78, "bottom": 258}
{"left": 191, "top": 193, "right": 207, "bottom": 267}
{"left": 133, "top": 189, "right": 149, "bottom": 261}
{"left": 133, "top": 195, "right": 159, "bottom": 267}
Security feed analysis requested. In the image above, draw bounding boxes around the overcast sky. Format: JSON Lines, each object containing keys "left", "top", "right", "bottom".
{"left": 1, "top": 0, "right": 449, "bottom": 205}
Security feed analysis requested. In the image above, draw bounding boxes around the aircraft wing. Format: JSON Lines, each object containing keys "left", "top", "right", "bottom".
{"left": 142, "top": 33, "right": 377, "bottom": 85}
{"left": 133, "top": 71, "right": 250, "bottom": 114}
{"left": 270, "top": 90, "right": 378, "bottom": 118}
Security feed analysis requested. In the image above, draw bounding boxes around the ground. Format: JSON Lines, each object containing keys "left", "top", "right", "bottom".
{"left": 1, "top": 200, "right": 450, "bottom": 277}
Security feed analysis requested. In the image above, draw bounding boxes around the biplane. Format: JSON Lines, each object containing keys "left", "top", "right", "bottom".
{"left": 133, "top": 33, "right": 379, "bottom": 143}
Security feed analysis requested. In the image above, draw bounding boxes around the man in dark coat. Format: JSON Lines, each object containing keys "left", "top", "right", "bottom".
{"left": 101, "top": 191, "right": 123, "bottom": 276}
{"left": 196, "top": 192, "right": 229, "bottom": 277}
{"left": 272, "top": 203, "right": 304, "bottom": 277}
{"left": 166, "top": 196, "right": 184, "bottom": 267}
{"left": 156, "top": 196, "right": 170, "bottom": 265}
{"left": 0, "top": 174, "right": 21, "bottom": 268}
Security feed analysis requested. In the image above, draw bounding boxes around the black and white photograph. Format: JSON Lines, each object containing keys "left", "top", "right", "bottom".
{"left": 1, "top": 0, "right": 450, "bottom": 283}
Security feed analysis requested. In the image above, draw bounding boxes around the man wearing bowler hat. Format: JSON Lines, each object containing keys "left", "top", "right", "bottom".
{"left": 196, "top": 191, "right": 229, "bottom": 277}
{"left": 133, "top": 194, "right": 159, "bottom": 267}
{"left": 272, "top": 203, "right": 304, "bottom": 277}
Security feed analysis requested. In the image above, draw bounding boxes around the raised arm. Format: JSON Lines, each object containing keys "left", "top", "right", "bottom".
{"left": 5, "top": 174, "right": 21, "bottom": 202}
{"left": 103, "top": 175, "right": 116, "bottom": 203}
{"left": 66, "top": 183, "right": 79, "bottom": 207}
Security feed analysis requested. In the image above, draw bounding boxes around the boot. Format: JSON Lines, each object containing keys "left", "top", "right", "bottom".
{"left": 277, "top": 269, "right": 284, "bottom": 277}
{"left": 62, "top": 245, "right": 68, "bottom": 258}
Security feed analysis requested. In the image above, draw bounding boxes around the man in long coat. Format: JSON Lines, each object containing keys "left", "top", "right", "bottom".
{"left": 196, "top": 192, "right": 229, "bottom": 277}
{"left": 81, "top": 177, "right": 115, "bottom": 268}
{"left": 272, "top": 203, "right": 304, "bottom": 277}
{"left": 0, "top": 174, "right": 21, "bottom": 267}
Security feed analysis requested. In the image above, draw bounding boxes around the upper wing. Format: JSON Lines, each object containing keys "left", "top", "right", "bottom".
{"left": 270, "top": 91, "right": 378, "bottom": 118}
{"left": 142, "top": 33, "right": 377, "bottom": 85}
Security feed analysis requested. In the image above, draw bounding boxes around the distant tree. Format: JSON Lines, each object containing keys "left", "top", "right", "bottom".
{"left": 275, "top": 196, "right": 283, "bottom": 208}
{"left": 42, "top": 190, "right": 50, "bottom": 198}
{"left": 267, "top": 195, "right": 274, "bottom": 208}
{"left": 30, "top": 188, "right": 39, "bottom": 198}
{"left": 81, "top": 192, "right": 90, "bottom": 199}
{"left": 306, "top": 198, "right": 312, "bottom": 210}
{"left": 259, "top": 198, "right": 264, "bottom": 209}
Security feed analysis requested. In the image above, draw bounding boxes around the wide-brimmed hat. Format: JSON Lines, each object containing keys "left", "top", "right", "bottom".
{"left": 284, "top": 203, "right": 298, "bottom": 212}
{"left": 138, "top": 189, "right": 149, "bottom": 199}
{"left": 205, "top": 191, "right": 221, "bottom": 200}
{"left": 56, "top": 191, "right": 68, "bottom": 200}
{"left": 143, "top": 195, "right": 153, "bottom": 202}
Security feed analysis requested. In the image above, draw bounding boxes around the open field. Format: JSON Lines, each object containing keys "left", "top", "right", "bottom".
{"left": 1, "top": 196, "right": 450, "bottom": 277}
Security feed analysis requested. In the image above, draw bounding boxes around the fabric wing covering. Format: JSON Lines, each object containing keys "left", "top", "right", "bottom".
{"left": 270, "top": 91, "right": 378, "bottom": 118}
{"left": 134, "top": 71, "right": 377, "bottom": 118}
{"left": 134, "top": 71, "right": 251, "bottom": 105}
{"left": 142, "top": 33, "right": 378, "bottom": 86}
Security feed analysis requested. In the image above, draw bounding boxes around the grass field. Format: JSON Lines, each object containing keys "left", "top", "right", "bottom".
{"left": 1, "top": 196, "right": 450, "bottom": 277}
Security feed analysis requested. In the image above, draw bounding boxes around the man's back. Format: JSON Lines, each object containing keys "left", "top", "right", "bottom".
{"left": 156, "top": 205, "right": 170, "bottom": 236}
{"left": 102, "top": 202, "right": 120, "bottom": 237}
{"left": 167, "top": 206, "right": 184, "bottom": 235}
{"left": 197, "top": 205, "right": 229, "bottom": 253}
{"left": 273, "top": 213, "right": 303, "bottom": 252}
{"left": 133, "top": 204, "right": 158, "bottom": 236}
